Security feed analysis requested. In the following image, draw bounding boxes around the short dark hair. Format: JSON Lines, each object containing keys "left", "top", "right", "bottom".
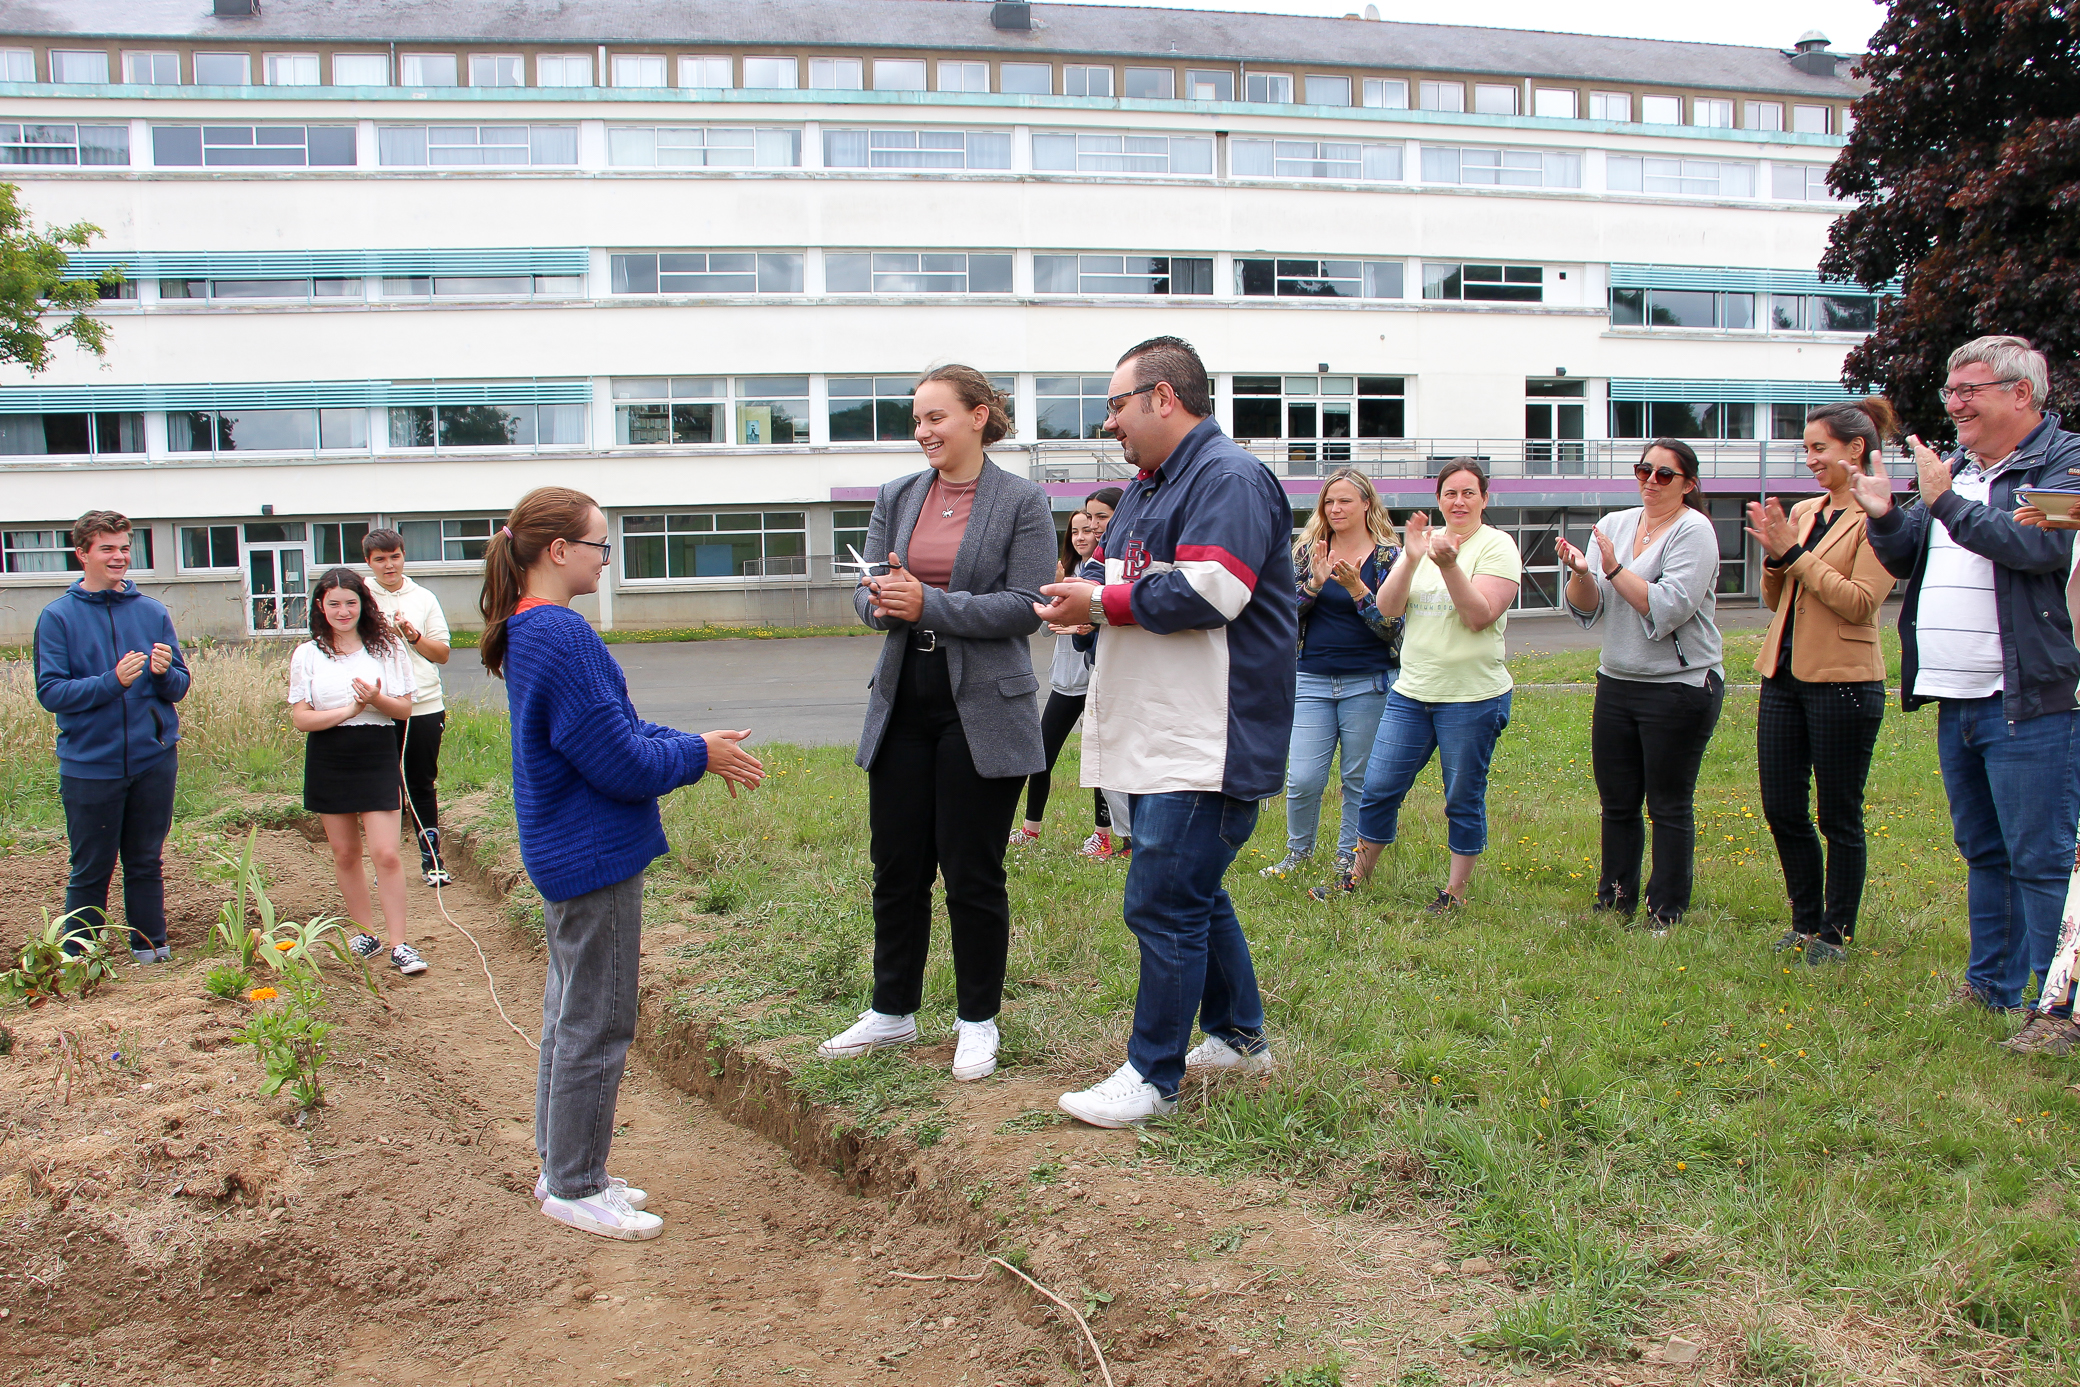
{"left": 361, "top": 527, "right": 406, "bottom": 559}
{"left": 1433, "top": 458, "right": 1489, "bottom": 496}
{"left": 1117, "top": 336, "right": 1212, "bottom": 417}
{"left": 72, "top": 510, "right": 132, "bottom": 551}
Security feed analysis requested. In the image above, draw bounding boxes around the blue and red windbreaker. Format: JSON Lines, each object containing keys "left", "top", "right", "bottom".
{"left": 1080, "top": 416, "right": 1298, "bottom": 801}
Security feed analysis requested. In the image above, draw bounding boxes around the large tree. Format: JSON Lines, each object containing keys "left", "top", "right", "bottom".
{"left": 0, "top": 182, "right": 119, "bottom": 373}
{"left": 1823, "top": 0, "right": 2080, "bottom": 439}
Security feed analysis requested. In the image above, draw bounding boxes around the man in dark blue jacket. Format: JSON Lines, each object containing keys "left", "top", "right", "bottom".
{"left": 1850, "top": 336, "right": 2080, "bottom": 1041}
{"left": 33, "top": 511, "right": 191, "bottom": 962}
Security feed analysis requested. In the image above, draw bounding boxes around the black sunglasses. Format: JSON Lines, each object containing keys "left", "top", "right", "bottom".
{"left": 1633, "top": 463, "right": 1685, "bottom": 486}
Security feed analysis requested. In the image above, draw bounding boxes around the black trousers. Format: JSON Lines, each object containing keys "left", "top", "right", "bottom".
{"left": 391, "top": 710, "right": 445, "bottom": 859}
{"left": 1023, "top": 689, "right": 1111, "bottom": 828}
{"left": 1757, "top": 673, "right": 1884, "bottom": 945}
{"left": 1593, "top": 672, "right": 1725, "bottom": 922}
{"left": 868, "top": 646, "right": 1026, "bottom": 1022}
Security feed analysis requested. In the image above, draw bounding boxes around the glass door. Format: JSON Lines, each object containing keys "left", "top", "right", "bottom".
{"left": 1525, "top": 379, "right": 1588, "bottom": 474}
{"left": 1285, "top": 400, "right": 1320, "bottom": 472}
{"left": 243, "top": 522, "right": 311, "bottom": 635}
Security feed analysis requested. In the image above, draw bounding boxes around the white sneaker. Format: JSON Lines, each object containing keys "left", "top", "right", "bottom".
{"left": 1185, "top": 1035, "right": 1277, "bottom": 1074}
{"left": 390, "top": 943, "right": 429, "bottom": 975}
{"left": 1058, "top": 1062, "right": 1176, "bottom": 1128}
{"left": 541, "top": 1184, "right": 662, "bottom": 1241}
{"left": 536, "top": 1172, "right": 648, "bottom": 1210}
{"left": 952, "top": 1018, "right": 999, "bottom": 1082}
{"left": 815, "top": 1009, "right": 917, "bottom": 1059}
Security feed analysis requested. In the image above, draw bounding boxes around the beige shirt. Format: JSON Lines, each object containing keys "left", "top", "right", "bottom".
{"left": 367, "top": 574, "right": 450, "bottom": 713}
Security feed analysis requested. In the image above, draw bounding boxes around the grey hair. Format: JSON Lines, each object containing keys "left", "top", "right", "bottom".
{"left": 1948, "top": 335, "right": 2049, "bottom": 409}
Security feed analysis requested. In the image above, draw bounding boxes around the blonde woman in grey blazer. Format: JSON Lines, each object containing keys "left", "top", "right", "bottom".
{"left": 817, "top": 366, "right": 1056, "bottom": 1084}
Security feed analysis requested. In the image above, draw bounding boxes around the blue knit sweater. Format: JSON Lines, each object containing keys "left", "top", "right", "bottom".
{"left": 503, "top": 604, "right": 709, "bottom": 901}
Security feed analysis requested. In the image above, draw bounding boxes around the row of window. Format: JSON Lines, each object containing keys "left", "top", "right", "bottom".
{"left": 1611, "top": 289, "right": 1879, "bottom": 334}
{"left": 3, "top": 45, "right": 1846, "bottom": 134}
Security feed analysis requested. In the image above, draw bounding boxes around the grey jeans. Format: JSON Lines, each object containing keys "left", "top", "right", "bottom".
{"left": 535, "top": 870, "right": 645, "bottom": 1200}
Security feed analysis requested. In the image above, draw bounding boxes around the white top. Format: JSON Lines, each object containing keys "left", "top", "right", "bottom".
{"left": 1913, "top": 468, "right": 2004, "bottom": 700}
{"left": 366, "top": 574, "right": 450, "bottom": 713}
{"left": 288, "top": 639, "right": 415, "bottom": 728}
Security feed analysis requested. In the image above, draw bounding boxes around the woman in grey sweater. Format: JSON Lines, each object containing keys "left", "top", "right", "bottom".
{"left": 1559, "top": 438, "right": 1726, "bottom": 929}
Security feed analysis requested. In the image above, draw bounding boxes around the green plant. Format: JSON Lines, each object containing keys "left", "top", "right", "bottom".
{"left": 233, "top": 966, "right": 335, "bottom": 1108}
{"left": 209, "top": 828, "right": 269, "bottom": 971}
{"left": 1736, "top": 1319, "right": 1819, "bottom": 1385}
{"left": 204, "top": 962, "right": 252, "bottom": 1000}
{"left": 1269, "top": 1353, "right": 1346, "bottom": 1387}
{"left": 2, "top": 908, "right": 118, "bottom": 1004}
{"left": 1080, "top": 1286, "right": 1115, "bottom": 1317}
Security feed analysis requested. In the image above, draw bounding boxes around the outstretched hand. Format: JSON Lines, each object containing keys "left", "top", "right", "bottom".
{"left": 1847, "top": 442, "right": 1896, "bottom": 518}
{"left": 701, "top": 729, "right": 765, "bottom": 798}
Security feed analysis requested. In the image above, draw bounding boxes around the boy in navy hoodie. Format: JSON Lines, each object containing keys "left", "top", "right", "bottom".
{"left": 33, "top": 511, "right": 191, "bottom": 961}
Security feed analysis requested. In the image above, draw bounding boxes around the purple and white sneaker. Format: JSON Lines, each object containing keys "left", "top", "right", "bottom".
{"left": 536, "top": 1172, "right": 648, "bottom": 1210}
{"left": 541, "top": 1183, "right": 662, "bottom": 1241}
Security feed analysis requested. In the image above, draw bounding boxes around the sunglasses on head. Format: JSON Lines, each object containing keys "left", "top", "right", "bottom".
{"left": 1633, "top": 463, "right": 1684, "bottom": 486}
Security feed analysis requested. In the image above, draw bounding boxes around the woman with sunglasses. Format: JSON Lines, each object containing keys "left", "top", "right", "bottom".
{"left": 1558, "top": 439, "right": 1726, "bottom": 930}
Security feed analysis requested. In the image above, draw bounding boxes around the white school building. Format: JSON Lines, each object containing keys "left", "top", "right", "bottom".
{"left": 0, "top": 0, "right": 1871, "bottom": 642}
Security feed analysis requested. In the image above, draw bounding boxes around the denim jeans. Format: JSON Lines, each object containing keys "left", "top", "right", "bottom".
{"left": 1937, "top": 698, "right": 2080, "bottom": 1013}
{"left": 61, "top": 750, "right": 179, "bottom": 951}
{"left": 1354, "top": 690, "right": 1512, "bottom": 855}
{"left": 1284, "top": 670, "right": 1393, "bottom": 858}
{"left": 1122, "top": 791, "right": 1267, "bottom": 1097}
{"left": 536, "top": 870, "right": 645, "bottom": 1200}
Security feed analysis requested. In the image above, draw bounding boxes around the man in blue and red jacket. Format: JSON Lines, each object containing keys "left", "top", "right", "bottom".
{"left": 1035, "top": 336, "right": 1298, "bottom": 1126}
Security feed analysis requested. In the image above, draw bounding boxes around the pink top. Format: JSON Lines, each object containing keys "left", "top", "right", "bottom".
{"left": 904, "top": 476, "right": 976, "bottom": 590}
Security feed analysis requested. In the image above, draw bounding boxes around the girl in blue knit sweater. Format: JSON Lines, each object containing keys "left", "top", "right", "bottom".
{"left": 481, "top": 486, "right": 764, "bottom": 1241}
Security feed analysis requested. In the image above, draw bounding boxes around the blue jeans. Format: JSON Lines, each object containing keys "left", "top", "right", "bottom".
{"left": 537, "top": 870, "right": 645, "bottom": 1200}
{"left": 1122, "top": 791, "right": 1267, "bottom": 1097}
{"left": 1355, "top": 690, "right": 1512, "bottom": 855}
{"left": 1936, "top": 698, "right": 2080, "bottom": 1013}
{"left": 61, "top": 750, "right": 179, "bottom": 952}
{"left": 1284, "top": 670, "right": 1393, "bottom": 858}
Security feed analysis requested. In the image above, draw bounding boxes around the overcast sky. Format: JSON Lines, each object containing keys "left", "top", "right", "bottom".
{"left": 1074, "top": 0, "right": 1890, "bottom": 52}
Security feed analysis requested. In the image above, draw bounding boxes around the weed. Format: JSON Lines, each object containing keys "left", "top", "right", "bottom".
{"left": 1027, "top": 1157, "right": 1064, "bottom": 1185}
{"left": 1736, "top": 1319, "right": 1819, "bottom": 1385}
{"left": 1392, "top": 1364, "right": 1444, "bottom": 1387}
{"left": 2, "top": 909, "right": 118, "bottom": 1004}
{"left": 1080, "top": 1287, "right": 1115, "bottom": 1317}
{"left": 204, "top": 962, "right": 252, "bottom": 1000}
{"left": 792, "top": 1049, "right": 942, "bottom": 1136}
{"left": 233, "top": 966, "right": 335, "bottom": 1109}
{"left": 997, "top": 1245, "right": 1031, "bottom": 1271}
{"left": 910, "top": 1115, "right": 949, "bottom": 1147}
{"left": 1209, "top": 1225, "right": 1246, "bottom": 1254}
{"left": 996, "top": 1109, "right": 1062, "bottom": 1134}
{"left": 1270, "top": 1352, "right": 1347, "bottom": 1387}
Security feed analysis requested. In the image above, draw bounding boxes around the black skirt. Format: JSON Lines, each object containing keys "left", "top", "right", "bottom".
{"left": 304, "top": 724, "right": 402, "bottom": 815}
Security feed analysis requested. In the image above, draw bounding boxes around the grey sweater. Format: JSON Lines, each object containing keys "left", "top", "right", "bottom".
{"left": 1565, "top": 506, "right": 1724, "bottom": 685}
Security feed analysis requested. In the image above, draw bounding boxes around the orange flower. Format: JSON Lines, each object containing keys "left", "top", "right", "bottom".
{"left": 274, "top": 940, "right": 296, "bottom": 952}
{"left": 248, "top": 987, "right": 279, "bottom": 1001}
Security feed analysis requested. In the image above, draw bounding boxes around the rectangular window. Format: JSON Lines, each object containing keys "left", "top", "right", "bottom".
{"left": 873, "top": 59, "right": 926, "bottom": 91}
{"left": 1303, "top": 74, "right": 1351, "bottom": 106}
{"left": 1792, "top": 104, "right": 1831, "bottom": 134}
{"left": 1609, "top": 287, "right": 1755, "bottom": 329}
{"left": 1422, "top": 263, "right": 1543, "bottom": 302}
{"left": 1421, "top": 145, "right": 1580, "bottom": 188}
{"left": 0, "top": 412, "right": 143, "bottom": 456}
{"left": 538, "top": 54, "right": 594, "bottom": 87}
{"left": 1063, "top": 65, "right": 1114, "bottom": 98}
{"left": 332, "top": 54, "right": 389, "bottom": 85}
{"left": 611, "top": 55, "right": 666, "bottom": 88}
{"left": 192, "top": 52, "right": 251, "bottom": 85}
{"left": 265, "top": 53, "right": 320, "bottom": 86}
{"left": 160, "top": 276, "right": 364, "bottom": 300}
{"left": 1772, "top": 402, "right": 1811, "bottom": 440}
{"left": 828, "top": 377, "right": 919, "bottom": 442}
{"left": 0, "top": 50, "right": 36, "bottom": 82}
{"left": 1418, "top": 81, "right": 1464, "bottom": 112}
{"left": 1036, "top": 376, "right": 1114, "bottom": 440}
{"left": 808, "top": 57, "right": 863, "bottom": 90}
{"left": 621, "top": 511, "right": 807, "bottom": 581}
{"left": 741, "top": 57, "right": 798, "bottom": 89}
{"left": 1772, "top": 163, "right": 1833, "bottom": 201}
{"left": 1813, "top": 295, "right": 1876, "bottom": 332}
{"left": 470, "top": 54, "right": 524, "bottom": 87}
{"left": 937, "top": 61, "right": 988, "bottom": 93}
{"left": 1234, "top": 258, "right": 1403, "bottom": 299}
{"left": 320, "top": 408, "right": 368, "bottom": 448}
{"left": 173, "top": 407, "right": 320, "bottom": 452}
{"left": 1232, "top": 138, "right": 1404, "bottom": 181}
{"left": 733, "top": 378, "right": 809, "bottom": 446}
{"left": 3, "top": 529, "right": 80, "bottom": 575}
{"left": 825, "top": 251, "right": 1012, "bottom": 293}
{"left": 1032, "top": 131, "right": 1214, "bottom": 175}
{"left": 400, "top": 54, "right": 459, "bottom": 87}
{"left": 1187, "top": 70, "right": 1234, "bottom": 101}
{"left": 1229, "top": 375, "right": 1405, "bottom": 452}
{"left": 834, "top": 507, "right": 873, "bottom": 561}
{"left": 822, "top": 127, "right": 1011, "bottom": 170}
{"left": 612, "top": 377, "right": 726, "bottom": 444}
{"left": 387, "top": 402, "right": 586, "bottom": 449}
{"left": 1588, "top": 90, "right": 1631, "bottom": 121}
{"left": 124, "top": 52, "right": 180, "bottom": 84}
{"left": 1746, "top": 100, "right": 1784, "bottom": 131}
{"left": 1, "top": 123, "right": 130, "bottom": 166}
{"left": 51, "top": 51, "right": 112, "bottom": 84}
{"left": 608, "top": 126, "right": 800, "bottom": 167}
{"left": 1611, "top": 400, "right": 1755, "bottom": 440}
{"left": 1245, "top": 72, "right": 1292, "bottom": 104}
{"left": 999, "top": 62, "right": 1052, "bottom": 95}
{"left": 1033, "top": 254, "right": 1215, "bottom": 295}
{"left": 677, "top": 55, "right": 729, "bottom": 88}
{"left": 180, "top": 524, "right": 239, "bottom": 570}
{"left": 1125, "top": 67, "right": 1176, "bottom": 100}
{"left": 1362, "top": 77, "right": 1407, "bottom": 109}
{"left": 610, "top": 252, "right": 802, "bottom": 293}
{"left": 1693, "top": 97, "right": 1733, "bottom": 128}
{"left": 1607, "top": 155, "right": 1755, "bottom": 197}
{"left": 1640, "top": 94, "right": 1682, "bottom": 124}
{"left": 1532, "top": 88, "right": 1577, "bottom": 119}
{"left": 152, "top": 124, "right": 355, "bottom": 167}
{"left": 312, "top": 521, "right": 370, "bottom": 566}
{"left": 377, "top": 275, "right": 577, "bottom": 299}
{"left": 378, "top": 125, "right": 578, "bottom": 166}
{"left": 1473, "top": 83, "right": 1518, "bottom": 115}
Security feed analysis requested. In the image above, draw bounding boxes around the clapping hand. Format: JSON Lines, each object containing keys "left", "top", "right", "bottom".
{"left": 1909, "top": 434, "right": 1950, "bottom": 503}
{"left": 1555, "top": 536, "right": 1590, "bottom": 576}
{"left": 349, "top": 677, "right": 379, "bottom": 711}
{"left": 700, "top": 729, "right": 765, "bottom": 798}
{"left": 394, "top": 617, "right": 422, "bottom": 645}
{"left": 1329, "top": 556, "right": 1369, "bottom": 598}
{"left": 1401, "top": 512, "right": 1434, "bottom": 562}
{"left": 1429, "top": 527, "right": 1463, "bottom": 569}
{"left": 1744, "top": 498, "right": 1799, "bottom": 558}
{"left": 113, "top": 650, "right": 148, "bottom": 687}
{"left": 1848, "top": 441, "right": 1898, "bottom": 517}
{"left": 1590, "top": 527, "right": 1618, "bottom": 576}
{"left": 1308, "top": 540, "right": 1334, "bottom": 590}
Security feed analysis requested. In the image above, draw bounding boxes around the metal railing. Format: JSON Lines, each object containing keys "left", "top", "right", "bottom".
{"left": 1028, "top": 437, "right": 1817, "bottom": 484}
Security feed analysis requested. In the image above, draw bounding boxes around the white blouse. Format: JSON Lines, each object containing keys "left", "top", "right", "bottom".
{"left": 288, "top": 639, "right": 414, "bottom": 728}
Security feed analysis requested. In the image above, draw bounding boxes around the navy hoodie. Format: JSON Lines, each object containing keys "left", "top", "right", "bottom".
{"left": 34, "top": 581, "right": 191, "bottom": 779}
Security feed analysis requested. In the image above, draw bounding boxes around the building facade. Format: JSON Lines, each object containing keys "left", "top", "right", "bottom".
{"left": 0, "top": 0, "right": 1872, "bottom": 642}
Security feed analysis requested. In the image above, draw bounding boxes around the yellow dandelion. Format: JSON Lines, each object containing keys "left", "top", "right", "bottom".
{"left": 1675, "top": 1161, "right": 1687, "bottom": 1171}
{"left": 1431, "top": 1076, "right": 1443, "bottom": 1085}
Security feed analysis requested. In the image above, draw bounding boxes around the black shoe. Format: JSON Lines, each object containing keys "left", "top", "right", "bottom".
{"left": 1423, "top": 888, "right": 1463, "bottom": 915}
{"left": 1772, "top": 929, "right": 1813, "bottom": 953}
{"left": 1802, "top": 937, "right": 1849, "bottom": 966}
{"left": 1307, "top": 867, "right": 1356, "bottom": 903}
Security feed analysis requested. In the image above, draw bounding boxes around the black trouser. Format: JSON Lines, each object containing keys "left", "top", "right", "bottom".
{"left": 1592, "top": 672, "right": 1725, "bottom": 922}
{"left": 1757, "top": 673, "right": 1885, "bottom": 945}
{"left": 1021, "top": 689, "right": 1110, "bottom": 828}
{"left": 391, "top": 710, "right": 445, "bottom": 864}
{"left": 61, "top": 751, "right": 179, "bottom": 952}
{"left": 868, "top": 646, "right": 1026, "bottom": 1022}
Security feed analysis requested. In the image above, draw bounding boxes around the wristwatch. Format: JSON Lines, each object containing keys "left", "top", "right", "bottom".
{"left": 1088, "top": 587, "right": 1108, "bottom": 627}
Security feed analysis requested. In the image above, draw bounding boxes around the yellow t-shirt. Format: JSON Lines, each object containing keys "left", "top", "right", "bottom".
{"left": 1391, "top": 525, "right": 1521, "bottom": 703}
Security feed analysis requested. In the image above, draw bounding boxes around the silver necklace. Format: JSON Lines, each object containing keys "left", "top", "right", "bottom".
{"left": 937, "top": 475, "right": 978, "bottom": 517}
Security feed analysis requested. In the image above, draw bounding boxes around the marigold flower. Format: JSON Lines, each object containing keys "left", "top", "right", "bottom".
{"left": 248, "top": 986, "right": 278, "bottom": 1001}
{"left": 274, "top": 940, "right": 296, "bottom": 951}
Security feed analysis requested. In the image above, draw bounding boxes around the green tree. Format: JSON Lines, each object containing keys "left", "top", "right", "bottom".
{"left": 0, "top": 181, "right": 121, "bottom": 372}
{"left": 1822, "top": 1, "right": 2080, "bottom": 438}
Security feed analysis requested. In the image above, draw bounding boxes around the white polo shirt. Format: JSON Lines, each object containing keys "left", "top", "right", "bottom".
{"left": 367, "top": 574, "right": 450, "bottom": 714}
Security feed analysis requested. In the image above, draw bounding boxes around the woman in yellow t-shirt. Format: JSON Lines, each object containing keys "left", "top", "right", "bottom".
{"left": 1312, "top": 459, "right": 1521, "bottom": 911}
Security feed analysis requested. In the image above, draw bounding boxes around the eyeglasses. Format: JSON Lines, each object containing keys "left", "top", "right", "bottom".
{"left": 1103, "top": 381, "right": 1162, "bottom": 418}
{"left": 1633, "top": 463, "right": 1684, "bottom": 486}
{"left": 1938, "top": 378, "right": 2022, "bottom": 404}
{"left": 568, "top": 537, "right": 612, "bottom": 563}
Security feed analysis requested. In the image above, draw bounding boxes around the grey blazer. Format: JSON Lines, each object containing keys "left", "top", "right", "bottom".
{"left": 853, "top": 458, "right": 1055, "bottom": 779}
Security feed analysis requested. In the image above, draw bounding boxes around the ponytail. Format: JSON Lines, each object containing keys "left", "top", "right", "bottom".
{"left": 478, "top": 485, "right": 599, "bottom": 678}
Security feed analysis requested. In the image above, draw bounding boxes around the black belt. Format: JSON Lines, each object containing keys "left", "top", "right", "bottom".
{"left": 908, "top": 629, "right": 941, "bottom": 652}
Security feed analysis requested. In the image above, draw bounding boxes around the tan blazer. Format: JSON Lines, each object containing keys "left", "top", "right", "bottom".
{"left": 1757, "top": 496, "right": 1894, "bottom": 682}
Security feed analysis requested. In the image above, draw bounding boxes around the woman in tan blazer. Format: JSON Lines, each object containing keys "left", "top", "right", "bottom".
{"left": 1745, "top": 397, "right": 1901, "bottom": 963}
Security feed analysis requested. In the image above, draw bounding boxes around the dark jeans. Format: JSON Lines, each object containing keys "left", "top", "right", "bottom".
{"left": 1592, "top": 672, "right": 1724, "bottom": 922}
{"left": 1122, "top": 791, "right": 1266, "bottom": 1098}
{"left": 536, "top": 869, "right": 645, "bottom": 1200}
{"left": 868, "top": 647, "right": 1026, "bottom": 1023}
{"left": 61, "top": 750, "right": 179, "bottom": 951}
{"left": 391, "top": 710, "right": 445, "bottom": 861}
{"left": 1757, "top": 674, "right": 1884, "bottom": 944}
{"left": 1937, "top": 698, "right": 2080, "bottom": 1014}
